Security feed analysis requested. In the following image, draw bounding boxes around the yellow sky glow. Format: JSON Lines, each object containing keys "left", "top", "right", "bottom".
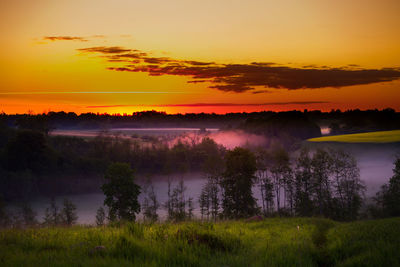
{"left": 0, "top": 0, "right": 399, "bottom": 114}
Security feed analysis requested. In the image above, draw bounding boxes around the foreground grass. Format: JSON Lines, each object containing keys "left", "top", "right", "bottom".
{"left": 308, "top": 130, "right": 400, "bottom": 143}
{"left": 0, "top": 217, "right": 399, "bottom": 267}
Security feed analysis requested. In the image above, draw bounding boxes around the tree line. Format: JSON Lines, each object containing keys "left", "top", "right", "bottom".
{"left": 198, "top": 147, "right": 366, "bottom": 221}
{"left": 99, "top": 146, "right": 399, "bottom": 223}
{"left": 2, "top": 108, "right": 398, "bottom": 132}
{"left": 0, "top": 126, "right": 228, "bottom": 200}
{"left": 1, "top": 148, "right": 399, "bottom": 228}
{"left": 0, "top": 198, "right": 78, "bottom": 228}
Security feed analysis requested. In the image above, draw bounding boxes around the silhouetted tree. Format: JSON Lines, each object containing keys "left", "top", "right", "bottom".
{"left": 255, "top": 149, "right": 268, "bottom": 214}
{"left": 255, "top": 149, "right": 275, "bottom": 215}
{"left": 270, "top": 147, "right": 292, "bottom": 213}
{"left": 221, "top": 147, "right": 258, "bottom": 218}
{"left": 20, "top": 202, "right": 38, "bottom": 226}
{"left": 164, "top": 179, "right": 171, "bottom": 216}
{"left": 60, "top": 199, "right": 78, "bottom": 226}
{"left": 208, "top": 181, "right": 220, "bottom": 220}
{"left": 142, "top": 181, "right": 160, "bottom": 222}
{"left": 375, "top": 158, "right": 400, "bottom": 217}
{"left": 187, "top": 197, "right": 194, "bottom": 220}
{"left": 102, "top": 163, "right": 141, "bottom": 221}
{"left": 200, "top": 138, "right": 224, "bottom": 220}
{"left": 171, "top": 180, "right": 187, "bottom": 221}
{"left": 294, "top": 148, "right": 314, "bottom": 216}
{"left": 96, "top": 206, "right": 106, "bottom": 226}
{"left": 330, "top": 149, "right": 364, "bottom": 220}
{"left": 43, "top": 198, "right": 61, "bottom": 226}
{"left": 199, "top": 178, "right": 221, "bottom": 221}
{"left": 199, "top": 184, "right": 210, "bottom": 220}
{"left": 165, "top": 180, "right": 193, "bottom": 221}
{"left": 311, "top": 149, "right": 333, "bottom": 217}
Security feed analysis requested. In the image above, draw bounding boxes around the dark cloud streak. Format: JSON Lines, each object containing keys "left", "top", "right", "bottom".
{"left": 78, "top": 46, "right": 400, "bottom": 93}
{"left": 78, "top": 46, "right": 132, "bottom": 54}
{"left": 44, "top": 36, "right": 88, "bottom": 42}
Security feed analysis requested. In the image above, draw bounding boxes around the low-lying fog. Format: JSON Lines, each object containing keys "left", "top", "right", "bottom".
{"left": 315, "top": 143, "right": 399, "bottom": 196}
{"left": 21, "top": 128, "right": 397, "bottom": 224}
{"left": 52, "top": 128, "right": 268, "bottom": 149}
{"left": 12, "top": 174, "right": 205, "bottom": 224}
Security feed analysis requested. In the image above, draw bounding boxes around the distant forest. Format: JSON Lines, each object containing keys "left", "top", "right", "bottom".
{"left": 1, "top": 108, "right": 399, "bottom": 134}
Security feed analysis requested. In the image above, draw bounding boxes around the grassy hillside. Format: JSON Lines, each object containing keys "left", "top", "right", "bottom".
{"left": 308, "top": 130, "right": 400, "bottom": 143}
{"left": 1, "top": 217, "right": 399, "bottom": 267}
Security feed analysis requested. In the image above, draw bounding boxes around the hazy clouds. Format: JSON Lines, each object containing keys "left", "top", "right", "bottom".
{"left": 78, "top": 46, "right": 400, "bottom": 93}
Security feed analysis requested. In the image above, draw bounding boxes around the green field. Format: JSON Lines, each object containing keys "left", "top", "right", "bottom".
{"left": 1, "top": 217, "right": 399, "bottom": 267}
{"left": 308, "top": 130, "right": 400, "bottom": 143}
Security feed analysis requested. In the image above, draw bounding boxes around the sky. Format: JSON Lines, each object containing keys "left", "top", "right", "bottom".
{"left": 0, "top": 0, "right": 399, "bottom": 114}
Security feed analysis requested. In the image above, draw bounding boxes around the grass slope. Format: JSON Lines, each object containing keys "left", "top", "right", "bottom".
{"left": 0, "top": 217, "right": 399, "bottom": 267}
{"left": 308, "top": 130, "right": 400, "bottom": 143}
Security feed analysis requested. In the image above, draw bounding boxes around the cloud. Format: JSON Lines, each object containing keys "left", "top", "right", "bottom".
{"left": 43, "top": 36, "right": 88, "bottom": 42}
{"left": 77, "top": 46, "right": 132, "bottom": 54}
{"left": 77, "top": 46, "right": 400, "bottom": 93}
{"left": 184, "top": 60, "right": 215, "bottom": 66}
{"left": 85, "top": 101, "right": 330, "bottom": 108}
{"left": 187, "top": 80, "right": 212, "bottom": 84}
{"left": 252, "top": 90, "right": 271, "bottom": 94}
{"left": 42, "top": 35, "right": 108, "bottom": 42}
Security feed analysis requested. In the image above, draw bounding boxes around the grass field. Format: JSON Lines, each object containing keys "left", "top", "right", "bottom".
{"left": 1, "top": 217, "right": 399, "bottom": 267}
{"left": 308, "top": 130, "right": 400, "bottom": 143}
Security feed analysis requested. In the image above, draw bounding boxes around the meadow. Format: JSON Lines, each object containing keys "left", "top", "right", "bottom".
{"left": 308, "top": 130, "right": 400, "bottom": 143}
{"left": 1, "top": 217, "right": 399, "bottom": 267}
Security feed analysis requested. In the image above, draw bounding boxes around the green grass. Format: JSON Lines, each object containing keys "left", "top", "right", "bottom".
{"left": 0, "top": 218, "right": 399, "bottom": 267}
{"left": 308, "top": 130, "right": 400, "bottom": 143}
{"left": 326, "top": 218, "right": 400, "bottom": 267}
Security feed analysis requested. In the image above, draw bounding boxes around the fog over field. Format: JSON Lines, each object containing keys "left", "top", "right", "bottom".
{"left": 52, "top": 128, "right": 268, "bottom": 149}
{"left": 307, "top": 142, "right": 400, "bottom": 195}
{"left": 13, "top": 128, "right": 398, "bottom": 224}
{"left": 168, "top": 130, "right": 268, "bottom": 149}
{"left": 12, "top": 173, "right": 205, "bottom": 224}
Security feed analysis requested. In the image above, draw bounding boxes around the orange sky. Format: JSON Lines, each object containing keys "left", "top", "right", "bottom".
{"left": 0, "top": 0, "right": 399, "bottom": 114}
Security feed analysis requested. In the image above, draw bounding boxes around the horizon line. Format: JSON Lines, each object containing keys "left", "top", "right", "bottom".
{"left": 1, "top": 107, "right": 398, "bottom": 116}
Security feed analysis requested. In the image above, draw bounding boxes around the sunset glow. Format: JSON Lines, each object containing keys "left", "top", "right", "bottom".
{"left": 1, "top": 0, "right": 399, "bottom": 114}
